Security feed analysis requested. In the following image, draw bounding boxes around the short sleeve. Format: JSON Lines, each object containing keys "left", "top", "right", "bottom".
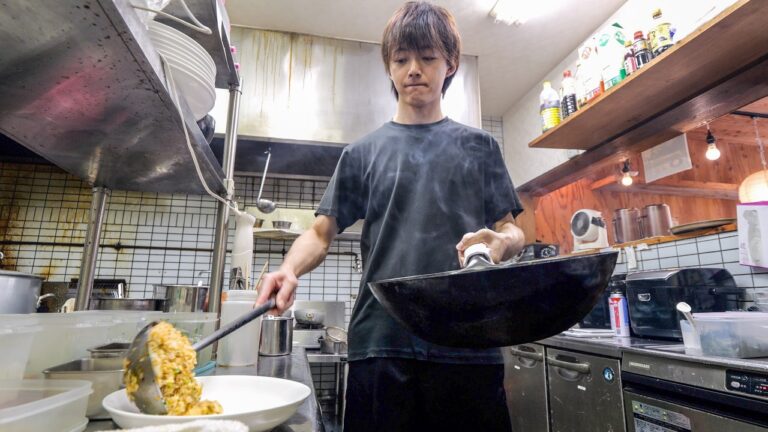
{"left": 316, "top": 146, "right": 366, "bottom": 232}
{"left": 484, "top": 136, "right": 524, "bottom": 227}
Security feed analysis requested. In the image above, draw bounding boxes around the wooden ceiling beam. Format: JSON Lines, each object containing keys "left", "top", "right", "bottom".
{"left": 596, "top": 179, "right": 739, "bottom": 200}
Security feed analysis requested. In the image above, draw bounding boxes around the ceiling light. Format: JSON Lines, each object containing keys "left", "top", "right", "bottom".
{"left": 705, "top": 124, "right": 721, "bottom": 161}
{"left": 739, "top": 117, "right": 768, "bottom": 203}
{"left": 489, "top": 0, "right": 538, "bottom": 25}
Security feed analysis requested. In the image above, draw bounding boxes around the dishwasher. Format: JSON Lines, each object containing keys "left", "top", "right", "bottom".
{"left": 503, "top": 344, "right": 549, "bottom": 432}
{"left": 547, "top": 347, "right": 626, "bottom": 432}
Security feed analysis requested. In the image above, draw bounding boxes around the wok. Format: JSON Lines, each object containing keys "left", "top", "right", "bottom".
{"left": 368, "top": 251, "right": 618, "bottom": 348}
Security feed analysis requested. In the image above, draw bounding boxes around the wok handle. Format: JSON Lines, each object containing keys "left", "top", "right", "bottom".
{"left": 192, "top": 298, "right": 276, "bottom": 352}
{"left": 509, "top": 347, "right": 543, "bottom": 362}
{"left": 546, "top": 356, "right": 591, "bottom": 374}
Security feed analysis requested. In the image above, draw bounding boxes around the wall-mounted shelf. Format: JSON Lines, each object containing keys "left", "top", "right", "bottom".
{"left": 519, "top": 0, "right": 768, "bottom": 196}
{"left": 0, "top": 0, "right": 226, "bottom": 195}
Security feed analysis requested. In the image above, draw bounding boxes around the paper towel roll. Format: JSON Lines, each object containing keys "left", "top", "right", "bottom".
{"left": 232, "top": 210, "right": 256, "bottom": 290}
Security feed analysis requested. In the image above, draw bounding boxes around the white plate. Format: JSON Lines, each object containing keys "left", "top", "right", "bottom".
{"left": 152, "top": 40, "right": 214, "bottom": 80}
{"left": 102, "top": 375, "right": 310, "bottom": 431}
{"left": 159, "top": 49, "right": 214, "bottom": 86}
{"left": 148, "top": 21, "right": 215, "bottom": 72}
{"left": 163, "top": 57, "right": 216, "bottom": 120}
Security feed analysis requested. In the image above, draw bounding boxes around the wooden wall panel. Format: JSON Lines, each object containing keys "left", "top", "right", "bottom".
{"left": 530, "top": 121, "right": 765, "bottom": 254}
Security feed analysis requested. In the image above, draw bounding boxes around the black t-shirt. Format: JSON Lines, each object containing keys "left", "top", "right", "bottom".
{"left": 317, "top": 117, "right": 524, "bottom": 364}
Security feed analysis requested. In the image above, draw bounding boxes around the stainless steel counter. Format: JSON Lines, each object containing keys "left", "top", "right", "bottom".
{"left": 85, "top": 347, "right": 324, "bottom": 431}
{"left": 539, "top": 334, "right": 768, "bottom": 372}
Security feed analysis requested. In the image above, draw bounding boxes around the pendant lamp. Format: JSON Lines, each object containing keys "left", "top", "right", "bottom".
{"left": 738, "top": 117, "right": 768, "bottom": 203}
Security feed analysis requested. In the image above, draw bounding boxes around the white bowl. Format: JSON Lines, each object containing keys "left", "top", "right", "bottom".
{"left": 102, "top": 375, "right": 311, "bottom": 431}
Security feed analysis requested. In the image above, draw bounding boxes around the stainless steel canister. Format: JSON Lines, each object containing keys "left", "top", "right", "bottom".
{"left": 612, "top": 208, "right": 642, "bottom": 243}
{"left": 259, "top": 316, "right": 293, "bottom": 356}
{"left": 154, "top": 284, "right": 209, "bottom": 312}
{"left": 639, "top": 204, "right": 673, "bottom": 238}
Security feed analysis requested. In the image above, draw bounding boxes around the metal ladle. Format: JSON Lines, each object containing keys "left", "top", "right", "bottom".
{"left": 676, "top": 301, "right": 698, "bottom": 334}
{"left": 125, "top": 298, "right": 276, "bottom": 414}
{"left": 255, "top": 150, "right": 276, "bottom": 214}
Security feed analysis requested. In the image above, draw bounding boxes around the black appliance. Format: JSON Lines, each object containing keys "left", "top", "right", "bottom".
{"left": 579, "top": 273, "right": 626, "bottom": 329}
{"left": 624, "top": 268, "right": 743, "bottom": 340}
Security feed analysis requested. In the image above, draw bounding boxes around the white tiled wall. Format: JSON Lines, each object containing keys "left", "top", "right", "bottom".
{"left": 612, "top": 230, "right": 768, "bottom": 306}
{"left": 482, "top": 115, "right": 505, "bottom": 156}
{"left": 0, "top": 162, "right": 361, "bottom": 324}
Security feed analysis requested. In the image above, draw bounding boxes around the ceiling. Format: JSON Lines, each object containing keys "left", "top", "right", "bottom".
{"left": 224, "top": 0, "right": 626, "bottom": 116}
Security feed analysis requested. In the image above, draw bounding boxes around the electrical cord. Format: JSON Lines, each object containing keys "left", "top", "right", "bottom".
{"left": 161, "top": 54, "right": 244, "bottom": 217}
{"left": 132, "top": 0, "right": 212, "bottom": 35}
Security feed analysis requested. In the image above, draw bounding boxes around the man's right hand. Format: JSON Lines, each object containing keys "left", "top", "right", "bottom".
{"left": 256, "top": 267, "right": 299, "bottom": 315}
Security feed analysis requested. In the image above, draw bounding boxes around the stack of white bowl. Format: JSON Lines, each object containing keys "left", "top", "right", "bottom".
{"left": 147, "top": 20, "right": 216, "bottom": 120}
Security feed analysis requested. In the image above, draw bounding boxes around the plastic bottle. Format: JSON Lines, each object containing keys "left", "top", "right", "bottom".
{"left": 540, "top": 81, "right": 561, "bottom": 132}
{"left": 560, "top": 71, "right": 578, "bottom": 119}
{"left": 648, "top": 8, "right": 675, "bottom": 57}
{"left": 623, "top": 40, "right": 637, "bottom": 76}
{"left": 632, "top": 31, "right": 652, "bottom": 69}
{"left": 218, "top": 289, "right": 262, "bottom": 366}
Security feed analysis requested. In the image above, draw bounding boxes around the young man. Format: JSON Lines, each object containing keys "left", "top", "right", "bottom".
{"left": 257, "top": 2, "right": 525, "bottom": 430}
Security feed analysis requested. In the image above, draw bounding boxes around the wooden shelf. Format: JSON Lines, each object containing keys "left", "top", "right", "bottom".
{"left": 590, "top": 177, "right": 739, "bottom": 200}
{"left": 519, "top": 0, "right": 768, "bottom": 196}
{"left": 611, "top": 223, "right": 737, "bottom": 249}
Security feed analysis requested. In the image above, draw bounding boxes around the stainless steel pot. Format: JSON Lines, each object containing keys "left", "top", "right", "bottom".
{"left": 639, "top": 204, "right": 673, "bottom": 238}
{"left": 259, "top": 316, "right": 293, "bottom": 356}
{"left": 294, "top": 309, "right": 325, "bottom": 326}
{"left": 319, "top": 326, "right": 348, "bottom": 354}
{"left": 0, "top": 270, "right": 46, "bottom": 313}
{"left": 612, "top": 208, "right": 642, "bottom": 243}
{"left": 89, "top": 297, "right": 166, "bottom": 311}
{"left": 153, "top": 284, "right": 208, "bottom": 312}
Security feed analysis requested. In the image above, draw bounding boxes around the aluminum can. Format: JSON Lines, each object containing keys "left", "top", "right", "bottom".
{"left": 609, "top": 292, "right": 630, "bottom": 337}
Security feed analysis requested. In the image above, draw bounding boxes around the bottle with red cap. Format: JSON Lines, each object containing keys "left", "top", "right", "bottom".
{"left": 632, "top": 31, "right": 652, "bottom": 69}
{"left": 560, "top": 70, "right": 578, "bottom": 119}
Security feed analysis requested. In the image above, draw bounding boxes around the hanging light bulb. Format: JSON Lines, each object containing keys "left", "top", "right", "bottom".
{"left": 738, "top": 117, "right": 768, "bottom": 203}
{"left": 705, "top": 124, "right": 721, "bottom": 161}
{"left": 620, "top": 159, "right": 634, "bottom": 186}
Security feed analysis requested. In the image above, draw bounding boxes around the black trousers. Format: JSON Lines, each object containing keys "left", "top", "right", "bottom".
{"left": 343, "top": 357, "right": 512, "bottom": 432}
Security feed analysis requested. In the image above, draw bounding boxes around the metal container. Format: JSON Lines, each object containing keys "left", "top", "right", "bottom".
{"left": 612, "top": 208, "right": 642, "bottom": 243}
{"left": 154, "top": 284, "right": 209, "bottom": 312}
{"left": 319, "top": 326, "right": 348, "bottom": 354}
{"left": 43, "top": 357, "right": 124, "bottom": 419}
{"left": 259, "top": 316, "right": 293, "bottom": 356}
{"left": 87, "top": 342, "right": 131, "bottom": 359}
{"left": 0, "top": 270, "right": 45, "bottom": 313}
{"left": 89, "top": 297, "right": 165, "bottom": 311}
{"left": 639, "top": 204, "right": 673, "bottom": 238}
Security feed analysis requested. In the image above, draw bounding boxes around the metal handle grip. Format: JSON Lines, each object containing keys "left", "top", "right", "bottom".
{"left": 192, "top": 298, "right": 276, "bottom": 351}
{"left": 509, "top": 347, "right": 544, "bottom": 362}
{"left": 546, "top": 356, "right": 591, "bottom": 374}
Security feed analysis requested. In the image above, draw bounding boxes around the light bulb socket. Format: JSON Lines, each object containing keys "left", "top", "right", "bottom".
{"left": 706, "top": 130, "right": 716, "bottom": 145}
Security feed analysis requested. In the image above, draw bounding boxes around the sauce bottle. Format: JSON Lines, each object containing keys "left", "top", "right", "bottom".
{"left": 560, "top": 70, "right": 578, "bottom": 119}
{"left": 539, "top": 81, "right": 561, "bottom": 132}
{"left": 623, "top": 40, "right": 637, "bottom": 76}
{"left": 632, "top": 31, "right": 652, "bottom": 69}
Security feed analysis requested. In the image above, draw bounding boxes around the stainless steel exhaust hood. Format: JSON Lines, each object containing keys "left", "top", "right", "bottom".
{"left": 212, "top": 27, "right": 481, "bottom": 145}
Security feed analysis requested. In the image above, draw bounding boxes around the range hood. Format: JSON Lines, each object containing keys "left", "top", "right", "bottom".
{"left": 211, "top": 27, "right": 481, "bottom": 146}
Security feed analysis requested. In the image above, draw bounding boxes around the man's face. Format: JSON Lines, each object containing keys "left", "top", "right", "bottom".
{"left": 388, "top": 48, "right": 455, "bottom": 108}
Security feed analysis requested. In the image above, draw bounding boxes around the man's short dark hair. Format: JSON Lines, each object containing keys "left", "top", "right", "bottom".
{"left": 381, "top": 2, "right": 462, "bottom": 99}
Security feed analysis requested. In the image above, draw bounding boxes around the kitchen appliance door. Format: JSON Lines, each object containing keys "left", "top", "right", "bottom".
{"left": 624, "top": 390, "right": 768, "bottom": 432}
{"left": 547, "top": 348, "right": 625, "bottom": 432}
{"left": 503, "top": 344, "right": 549, "bottom": 432}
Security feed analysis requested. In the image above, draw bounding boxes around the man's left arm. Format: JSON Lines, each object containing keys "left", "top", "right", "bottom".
{"left": 456, "top": 212, "right": 525, "bottom": 265}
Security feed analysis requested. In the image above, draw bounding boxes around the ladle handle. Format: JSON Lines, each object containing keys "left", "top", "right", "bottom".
{"left": 192, "top": 298, "right": 276, "bottom": 352}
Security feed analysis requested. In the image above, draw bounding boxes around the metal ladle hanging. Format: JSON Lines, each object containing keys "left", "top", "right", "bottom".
{"left": 255, "top": 149, "right": 276, "bottom": 213}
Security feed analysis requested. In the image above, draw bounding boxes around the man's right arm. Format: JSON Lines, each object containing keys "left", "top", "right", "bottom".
{"left": 256, "top": 215, "right": 339, "bottom": 314}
